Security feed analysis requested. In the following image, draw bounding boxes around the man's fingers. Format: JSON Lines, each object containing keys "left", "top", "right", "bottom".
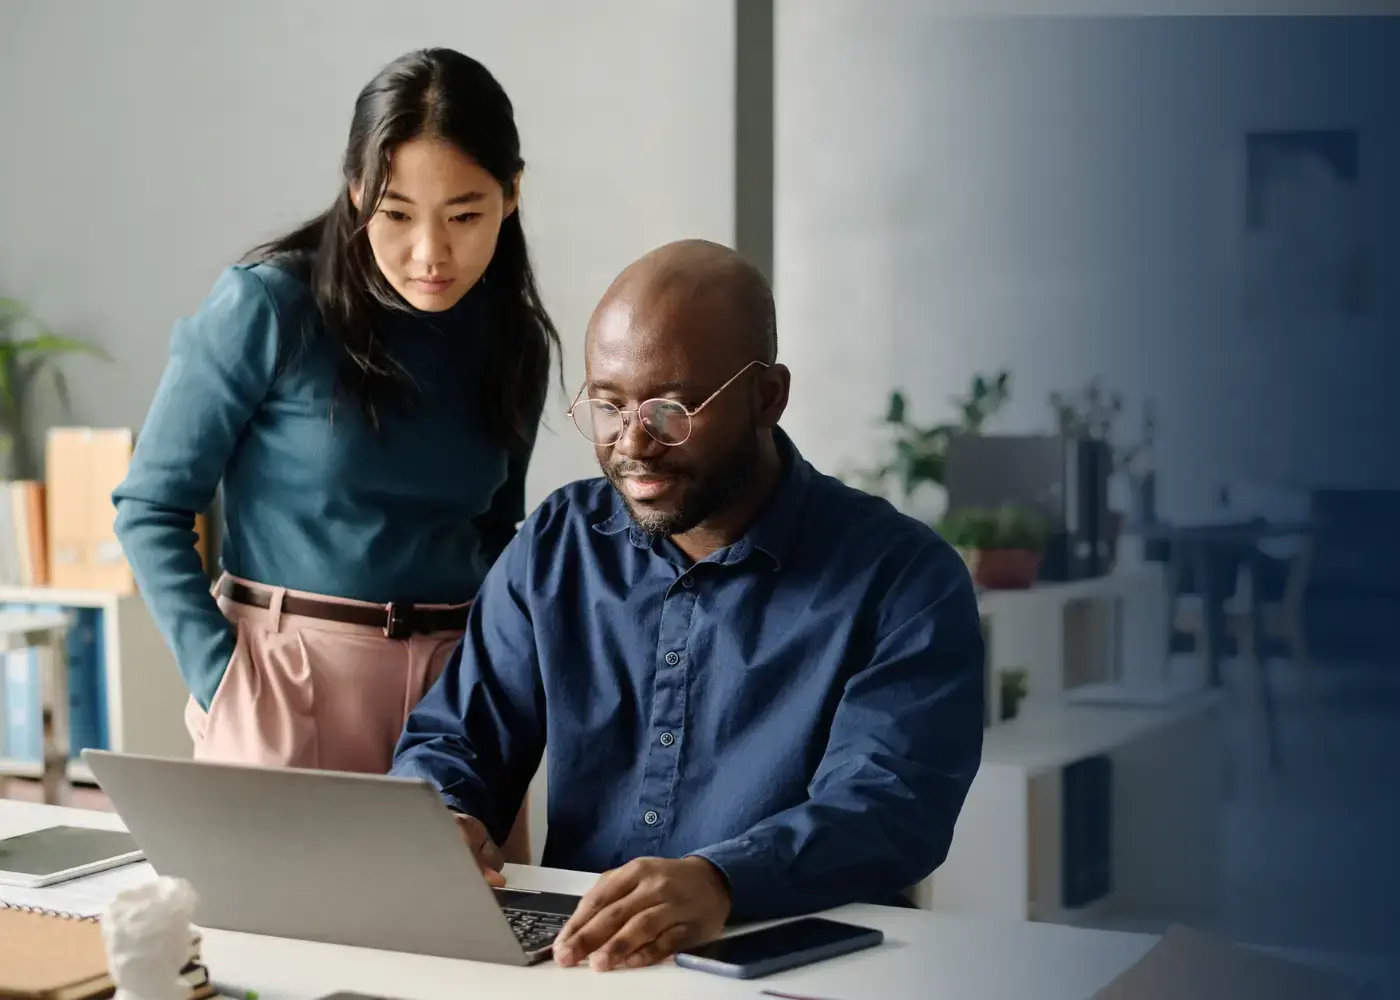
{"left": 555, "top": 883, "right": 660, "bottom": 967}
{"left": 450, "top": 812, "right": 506, "bottom": 881}
{"left": 451, "top": 812, "right": 487, "bottom": 849}
{"left": 622, "top": 922, "right": 693, "bottom": 969}
{"left": 557, "top": 864, "right": 644, "bottom": 945}
{"left": 555, "top": 895, "right": 644, "bottom": 966}
{"left": 587, "top": 904, "right": 678, "bottom": 971}
{"left": 479, "top": 837, "right": 506, "bottom": 872}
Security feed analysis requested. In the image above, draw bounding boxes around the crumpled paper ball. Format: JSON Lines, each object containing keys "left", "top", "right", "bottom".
{"left": 100, "top": 876, "right": 199, "bottom": 1000}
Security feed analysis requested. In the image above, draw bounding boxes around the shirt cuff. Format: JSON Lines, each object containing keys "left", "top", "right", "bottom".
{"left": 688, "top": 836, "right": 786, "bottom": 924}
{"left": 388, "top": 759, "right": 484, "bottom": 821}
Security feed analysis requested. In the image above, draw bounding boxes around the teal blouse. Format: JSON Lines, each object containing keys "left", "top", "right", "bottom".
{"left": 113, "top": 257, "right": 537, "bottom": 707}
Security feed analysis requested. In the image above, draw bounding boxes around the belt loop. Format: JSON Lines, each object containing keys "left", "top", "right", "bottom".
{"left": 268, "top": 587, "right": 286, "bottom": 632}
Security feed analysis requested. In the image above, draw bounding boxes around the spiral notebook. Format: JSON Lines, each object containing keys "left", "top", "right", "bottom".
{"left": 0, "top": 904, "right": 214, "bottom": 1000}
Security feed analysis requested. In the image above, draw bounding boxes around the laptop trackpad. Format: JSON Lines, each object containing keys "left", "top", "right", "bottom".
{"left": 493, "top": 887, "right": 580, "bottom": 917}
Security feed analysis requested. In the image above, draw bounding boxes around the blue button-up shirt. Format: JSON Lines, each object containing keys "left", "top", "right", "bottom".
{"left": 390, "top": 430, "right": 985, "bottom": 922}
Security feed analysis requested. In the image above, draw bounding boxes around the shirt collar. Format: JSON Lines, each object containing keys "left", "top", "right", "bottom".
{"left": 591, "top": 426, "right": 812, "bottom": 571}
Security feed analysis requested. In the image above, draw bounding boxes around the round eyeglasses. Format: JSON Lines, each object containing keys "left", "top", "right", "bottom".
{"left": 567, "top": 360, "right": 769, "bottom": 447}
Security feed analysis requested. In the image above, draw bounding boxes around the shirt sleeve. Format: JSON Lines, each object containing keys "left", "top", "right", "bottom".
{"left": 111, "top": 266, "right": 281, "bottom": 709}
{"left": 473, "top": 409, "right": 541, "bottom": 570}
{"left": 389, "top": 510, "right": 546, "bottom": 846}
{"left": 690, "top": 547, "right": 985, "bottom": 922}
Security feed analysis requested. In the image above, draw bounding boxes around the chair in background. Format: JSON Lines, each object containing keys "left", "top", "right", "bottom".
{"left": 1172, "top": 530, "right": 1317, "bottom": 771}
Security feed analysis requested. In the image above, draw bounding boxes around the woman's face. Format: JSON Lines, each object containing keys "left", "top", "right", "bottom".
{"left": 352, "top": 136, "right": 518, "bottom": 313}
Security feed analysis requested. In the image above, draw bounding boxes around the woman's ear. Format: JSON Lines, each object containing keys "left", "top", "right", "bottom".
{"left": 504, "top": 171, "right": 522, "bottom": 219}
{"left": 348, "top": 182, "right": 363, "bottom": 212}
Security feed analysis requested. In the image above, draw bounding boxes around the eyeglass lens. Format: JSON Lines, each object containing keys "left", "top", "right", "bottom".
{"left": 573, "top": 399, "right": 692, "bottom": 445}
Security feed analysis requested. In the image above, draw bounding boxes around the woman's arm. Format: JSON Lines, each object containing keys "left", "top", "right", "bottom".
{"left": 474, "top": 405, "right": 542, "bottom": 570}
{"left": 112, "top": 266, "right": 282, "bottom": 708}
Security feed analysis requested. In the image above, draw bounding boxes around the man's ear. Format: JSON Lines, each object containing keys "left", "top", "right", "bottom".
{"left": 756, "top": 364, "right": 791, "bottom": 428}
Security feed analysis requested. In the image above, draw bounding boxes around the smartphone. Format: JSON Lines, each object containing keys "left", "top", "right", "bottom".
{"left": 674, "top": 917, "right": 884, "bottom": 979}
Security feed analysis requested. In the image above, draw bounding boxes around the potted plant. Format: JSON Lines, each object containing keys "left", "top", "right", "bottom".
{"left": 844, "top": 370, "right": 1011, "bottom": 519}
{"left": 999, "top": 669, "right": 1029, "bottom": 722}
{"left": 0, "top": 296, "right": 110, "bottom": 479}
{"left": 937, "top": 504, "right": 1049, "bottom": 589}
{"left": 1047, "top": 377, "right": 1159, "bottom": 547}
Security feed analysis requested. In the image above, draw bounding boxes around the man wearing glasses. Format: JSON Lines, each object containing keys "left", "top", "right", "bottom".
{"left": 390, "top": 239, "right": 985, "bottom": 971}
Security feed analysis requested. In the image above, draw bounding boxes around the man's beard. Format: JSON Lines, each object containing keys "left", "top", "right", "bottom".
{"left": 603, "top": 429, "right": 763, "bottom": 538}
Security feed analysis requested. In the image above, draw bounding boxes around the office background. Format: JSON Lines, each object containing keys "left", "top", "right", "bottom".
{"left": 1, "top": 0, "right": 1396, "bottom": 978}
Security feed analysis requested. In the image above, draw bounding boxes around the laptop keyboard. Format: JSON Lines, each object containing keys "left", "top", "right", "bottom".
{"left": 505, "top": 907, "right": 569, "bottom": 953}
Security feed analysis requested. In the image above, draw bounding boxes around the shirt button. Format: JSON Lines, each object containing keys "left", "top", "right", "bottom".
{"left": 660, "top": 732, "right": 675, "bottom": 747}
{"left": 664, "top": 651, "right": 680, "bottom": 665}
{"left": 681, "top": 575, "right": 695, "bottom": 588}
{"left": 644, "top": 810, "right": 659, "bottom": 826}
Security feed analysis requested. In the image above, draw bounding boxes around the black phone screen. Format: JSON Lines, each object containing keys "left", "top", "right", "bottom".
{"left": 681, "top": 917, "right": 874, "bottom": 967}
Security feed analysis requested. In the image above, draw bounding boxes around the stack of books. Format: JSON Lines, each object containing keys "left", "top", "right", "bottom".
{"left": 0, "top": 480, "right": 48, "bottom": 587}
{"left": 0, "top": 903, "right": 217, "bottom": 1000}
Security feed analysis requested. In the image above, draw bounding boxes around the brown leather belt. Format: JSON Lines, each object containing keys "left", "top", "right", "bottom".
{"left": 218, "top": 579, "right": 470, "bottom": 639}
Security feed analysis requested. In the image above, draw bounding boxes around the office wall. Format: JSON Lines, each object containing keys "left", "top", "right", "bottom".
{"left": 775, "top": 9, "right": 1400, "bottom": 518}
{"left": 0, "top": 0, "right": 736, "bottom": 504}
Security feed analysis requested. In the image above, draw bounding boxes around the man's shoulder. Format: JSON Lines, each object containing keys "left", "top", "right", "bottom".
{"left": 807, "top": 468, "right": 951, "bottom": 559}
{"left": 801, "top": 468, "right": 974, "bottom": 614}
{"left": 519, "top": 476, "right": 621, "bottom": 542}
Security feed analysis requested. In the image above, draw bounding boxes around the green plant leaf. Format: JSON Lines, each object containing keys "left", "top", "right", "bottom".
{"left": 11, "top": 333, "right": 111, "bottom": 361}
{"left": 50, "top": 366, "right": 74, "bottom": 416}
{"left": 0, "top": 356, "right": 13, "bottom": 415}
{"left": 884, "top": 390, "right": 906, "bottom": 424}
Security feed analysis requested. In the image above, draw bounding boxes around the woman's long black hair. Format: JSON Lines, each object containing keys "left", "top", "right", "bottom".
{"left": 245, "top": 48, "right": 560, "bottom": 451}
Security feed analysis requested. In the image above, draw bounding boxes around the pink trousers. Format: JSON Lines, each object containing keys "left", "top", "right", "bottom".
{"left": 185, "top": 573, "right": 530, "bottom": 860}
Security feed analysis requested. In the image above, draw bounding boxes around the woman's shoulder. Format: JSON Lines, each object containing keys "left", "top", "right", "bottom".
{"left": 172, "top": 253, "right": 323, "bottom": 374}
{"left": 230, "top": 251, "right": 317, "bottom": 324}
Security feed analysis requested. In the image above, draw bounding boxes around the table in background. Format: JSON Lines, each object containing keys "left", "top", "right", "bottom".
{"left": 1144, "top": 518, "right": 1313, "bottom": 769}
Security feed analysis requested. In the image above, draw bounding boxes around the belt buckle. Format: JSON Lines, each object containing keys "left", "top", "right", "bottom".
{"left": 384, "top": 602, "right": 411, "bottom": 639}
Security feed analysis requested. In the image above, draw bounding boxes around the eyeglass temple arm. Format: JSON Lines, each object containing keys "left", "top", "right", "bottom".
{"left": 567, "top": 359, "right": 771, "bottom": 417}
{"left": 689, "top": 360, "right": 771, "bottom": 416}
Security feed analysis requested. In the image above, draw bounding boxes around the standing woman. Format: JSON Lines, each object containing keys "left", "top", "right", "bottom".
{"left": 112, "top": 49, "right": 555, "bottom": 862}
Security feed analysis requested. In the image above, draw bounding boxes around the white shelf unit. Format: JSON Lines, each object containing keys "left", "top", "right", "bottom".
{"left": 0, "top": 585, "right": 191, "bottom": 783}
{"left": 919, "top": 692, "right": 1227, "bottom": 924}
{"left": 976, "top": 566, "right": 1202, "bottom": 716}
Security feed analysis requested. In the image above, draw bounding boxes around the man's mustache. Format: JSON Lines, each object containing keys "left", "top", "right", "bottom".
{"left": 609, "top": 461, "right": 685, "bottom": 478}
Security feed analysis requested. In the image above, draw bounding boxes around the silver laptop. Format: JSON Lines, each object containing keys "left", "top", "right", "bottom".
{"left": 81, "top": 750, "right": 578, "bottom": 965}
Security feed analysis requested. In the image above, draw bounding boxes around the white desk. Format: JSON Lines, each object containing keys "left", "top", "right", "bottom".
{"left": 1, "top": 800, "right": 1164, "bottom": 999}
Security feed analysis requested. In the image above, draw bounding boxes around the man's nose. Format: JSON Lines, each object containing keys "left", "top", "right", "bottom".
{"left": 612, "top": 411, "right": 666, "bottom": 460}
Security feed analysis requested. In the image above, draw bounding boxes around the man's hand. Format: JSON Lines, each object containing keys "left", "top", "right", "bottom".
{"left": 552, "top": 856, "right": 731, "bottom": 971}
{"left": 450, "top": 811, "right": 507, "bottom": 888}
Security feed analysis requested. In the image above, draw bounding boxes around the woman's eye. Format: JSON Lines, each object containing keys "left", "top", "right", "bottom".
{"left": 380, "top": 209, "right": 410, "bottom": 222}
{"left": 451, "top": 212, "right": 482, "bottom": 224}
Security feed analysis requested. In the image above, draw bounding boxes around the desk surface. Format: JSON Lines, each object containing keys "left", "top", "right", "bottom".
{"left": 981, "top": 689, "right": 1224, "bottom": 774}
{"left": 1, "top": 800, "right": 1162, "bottom": 1000}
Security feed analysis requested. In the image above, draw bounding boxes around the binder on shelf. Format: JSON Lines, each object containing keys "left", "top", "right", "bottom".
{"left": 45, "top": 427, "right": 135, "bottom": 595}
{"left": 1, "top": 601, "right": 109, "bottom": 765}
{"left": 0, "top": 481, "right": 49, "bottom": 587}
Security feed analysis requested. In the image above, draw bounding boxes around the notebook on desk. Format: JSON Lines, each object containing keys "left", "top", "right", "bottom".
{"left": 0, "top": 905, "right": 214, "bottom": 1000}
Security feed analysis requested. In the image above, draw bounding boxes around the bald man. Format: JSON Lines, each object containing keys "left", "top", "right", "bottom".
{"left": 390, "top": 240, "right": 985, "bottom": 970}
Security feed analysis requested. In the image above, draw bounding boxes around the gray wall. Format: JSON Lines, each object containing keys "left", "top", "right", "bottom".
{"left": 775, "top": 8, "right": 1399, "bottom": 519}
{"left": 0, "top": 0, "right": 736, "bottom": 505}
